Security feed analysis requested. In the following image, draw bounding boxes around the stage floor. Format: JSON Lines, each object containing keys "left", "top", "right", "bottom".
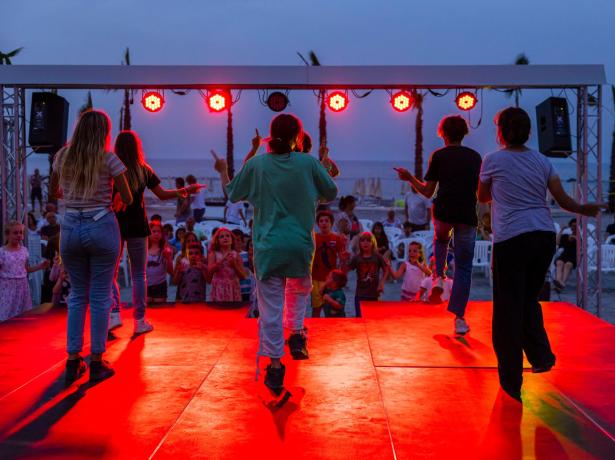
{"left": 0, "top": 301, "right": 614, "bottom": 459}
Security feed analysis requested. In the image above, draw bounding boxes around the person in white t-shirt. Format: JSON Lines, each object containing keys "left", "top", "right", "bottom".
{"left": 225, "top": 200, "right": 246, "bottom": 226}
{"left": 404, "top": 188, "right": 431, "bottom": 231}
{"left": 391, "top": 241, "right": 431, "bottom": 300}
{"left": 187, "top": 174, "right": 207, "bottom": 222}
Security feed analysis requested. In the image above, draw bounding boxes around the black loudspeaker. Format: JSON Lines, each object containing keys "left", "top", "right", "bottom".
{"left": 535, "top": 97, "right": 572, "bottom": 157}
{"left": 28, "top": 92, "right": 69, "bottom": 153}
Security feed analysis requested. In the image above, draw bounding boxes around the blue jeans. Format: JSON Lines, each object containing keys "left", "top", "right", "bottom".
{"left": 433, "top": 219, "right": 476, "bottom": 318}
{"left": 61, "top": 210, "right": 121, "bottom": 354}
{"left": 112, "top": 237, "right": 148, "bottom": 320}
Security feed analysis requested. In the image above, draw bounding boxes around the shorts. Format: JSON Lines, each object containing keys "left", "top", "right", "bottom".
{"left": 147, "top": 281, "right": 168, "bottom": 300}
{"left": 556, "top": 254, "right": 577, "bottom": 269}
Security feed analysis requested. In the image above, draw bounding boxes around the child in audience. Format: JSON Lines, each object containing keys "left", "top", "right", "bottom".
{"left": 52, "top": 266, "right": 71, "bottom": 308}
{"left": 344, "top": 231, "right": 390, "bottom": 317}
{"left": 391, "top": 241, "right": 431, "bottom": 301}
{"left": 311, "top": 210, "right": 348, "bottom": 317}
{"left": 384, "top": 209, "right": 402, "bottom": 229}
{"left": 146, "top": 222, "right": 174, "bottom": 304}
{"left": 320, "top": 269, "right": 348, "bottom": 318}
{"left": 207, "top": 227, "right": 246, "bottom": 302}
{"left": 174, "top": 231, "right": 198, "bottom": 271}
{"left": 0, "top": 221, "right": 49, "bottom": 321}
{"left": 371, "top": 221, "right": 392, "bottom": 261}
{"left": 169, "top": 227, "right": 186, "bottom": 253}
{"left": 174, "top": 242, "right": 207, "bottom": 302}
{"left": 419, "top": 257, "right": 453, "bottom": 303}
{"left": 233, "top": 229, "right": 253, "bottom": 302}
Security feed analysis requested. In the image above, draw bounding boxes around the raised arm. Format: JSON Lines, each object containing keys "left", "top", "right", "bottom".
{"left": 243, "top": 129, "right": 262, "bottom": 164}
{"left": 394, "top": 168, "right": 436, "bottom": 199}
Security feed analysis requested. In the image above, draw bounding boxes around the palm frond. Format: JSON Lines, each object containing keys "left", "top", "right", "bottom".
{"left": 7, "top": 47, "right": 24, "bottom": 58}
{"left": 309, "top": 51, "right": 321, "bottom": 67}
{"left": 514, "top": 53, "right": 529, "bottom": 65}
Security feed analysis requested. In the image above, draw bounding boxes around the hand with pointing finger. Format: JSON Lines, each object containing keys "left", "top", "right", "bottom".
{"left": 211, "top": 150, "right": 227, "bottom": 174}
{"left": 251, "top": 129, "right": 262, "bottom": 150}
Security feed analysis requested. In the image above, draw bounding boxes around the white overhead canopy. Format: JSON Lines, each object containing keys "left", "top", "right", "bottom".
{"left": 0, "top": 65, "right": 606, "bottom": 90}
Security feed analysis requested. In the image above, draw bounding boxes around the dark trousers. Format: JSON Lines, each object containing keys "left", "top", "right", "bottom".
{"left": 492, "top": 231, "right": 556, "bottom": 397}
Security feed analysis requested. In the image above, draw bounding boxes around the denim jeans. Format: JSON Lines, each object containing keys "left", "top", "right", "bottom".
{"left": 255, "top": 275, "right": 312, "bottom": 358}
{"left": 433, "top": 219, "right": 476, "bottom": 318}
{"left": 112, "top": 237, "right": 148, "bottom": 320}
{"left": 60, "top": 210, "right": 121, "bottom": 354}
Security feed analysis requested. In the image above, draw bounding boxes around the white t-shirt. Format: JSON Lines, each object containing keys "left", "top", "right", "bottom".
{"left": 226, "top": 201, "right": 245, "bottom": 224}
{"left": 192, "top": 188, "right": 207, "bottom": 210}
{"left": 401, "top": 262, "right": 427, "bottom": 299}
{"left": 405, "top": 192, "right": 431, "bottom": 225}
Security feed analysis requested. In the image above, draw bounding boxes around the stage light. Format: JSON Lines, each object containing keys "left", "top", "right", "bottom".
{"left": 267, "top": 92, "right": 289, "bottom": 112}
{"left": 207, "top": 90, "right": 230, "bottom": 112}
{"left": 456, "top": 91, "right": 478, "bottom": 111}
{"left": 326, "top": 91, "right": 348, "bottom": 112}
{"left": 391, "top": 91, "right": 413, "bottom": 112}
{"left": 141, "top": 91, "right": 164, "bottom": 112}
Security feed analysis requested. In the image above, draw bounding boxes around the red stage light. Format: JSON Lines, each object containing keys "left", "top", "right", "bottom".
{"left": 326, "top": 91, "right": 348, "bottom": 112}
{"left": 456, "top": 92, "right": 478, "bottom": 111}
{"left": 391, "top": 91, "right": 413, "bottom": 112}
{"left": 141, "top": 91, "right": 164, "bottom": 112}
{"left": 207, "top": 91, "right": 230, "bottom": 112}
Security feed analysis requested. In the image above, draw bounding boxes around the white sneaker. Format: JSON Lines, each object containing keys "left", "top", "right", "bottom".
{"left": 108, "top": 311, "right": 122, "bottom": 331}
{"left": 134, "top": 319, "right": 153, "bottom": 335}
{"left": 455, "top": 317, "right": 470, "bottom": 335}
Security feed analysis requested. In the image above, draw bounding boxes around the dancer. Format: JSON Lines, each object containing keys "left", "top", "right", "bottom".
{"left": 49, "top": 109, "right": 133, "bottom": 383}
{"left": 109, "top": 130, "right": 202, "bottom": 334}
{"left": 0, "top": 221, "right": 49, "bottom": 321}
{"left": 478, "top": 107, "right": 603, "bottom": 401}
{"left": 395, "top": 115, "right": 482, "bottom": 335}
{"left": 214, "top": 113, "right": 337, "bottom": 399}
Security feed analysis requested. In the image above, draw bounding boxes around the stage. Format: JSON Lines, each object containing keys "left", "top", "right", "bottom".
{"left": 0, "top": 301, "right": 614, "bottom": 459}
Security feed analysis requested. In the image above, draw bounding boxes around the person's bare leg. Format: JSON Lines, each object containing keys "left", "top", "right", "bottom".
{"left": 561, "top": 262, "right": 574, "bottom": 287}
{"left": 555, "top": 260, "right": 564, "bottom": 284}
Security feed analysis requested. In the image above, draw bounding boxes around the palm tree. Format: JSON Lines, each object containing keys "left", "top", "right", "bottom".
{"left": 0, "top": 47, "right": 23, "bottom": 65}
{"left": 298, "top": 51, "right": 327, "bottom": 158}
{"left": 608, "top": 86, "right": 615, "bottom": 213}
{"left": 79, "top": 91, "right": 93, "bottom": 115}
{"left": 227, "top": 103, "right": 234, "bottom": 179}
{"left": 412, "top": 90, "right": 424, "bottom": 179}
{"left": 120, "top": 48, "right": 133, "bottom": 131}
{"left": 505, "top": 53, "right": 529, "bottom": 107}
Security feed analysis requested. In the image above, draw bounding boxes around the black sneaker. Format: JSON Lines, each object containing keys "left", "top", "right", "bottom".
{"left": 65, "top": 357, "right": 87, "bottom": 384}
{"left": 532, "top": 360, "right": 555, "bottom": 374}
{"left": 264, "top": 363, "right": 286, "bottom": 396}
{"left": 89, "top": 360, "right": 115, "bottom": 382}
{"left": 288, "top": 331, "right": 309, "bottom": 360}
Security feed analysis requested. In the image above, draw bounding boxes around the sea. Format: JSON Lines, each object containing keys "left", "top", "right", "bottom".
{"left": 26, "top": 155, "right": 606, "bottom": 204}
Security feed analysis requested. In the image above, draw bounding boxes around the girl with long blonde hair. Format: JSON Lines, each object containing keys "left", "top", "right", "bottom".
{"left": 50, "top": 109, "right": 133, "bottom": 385}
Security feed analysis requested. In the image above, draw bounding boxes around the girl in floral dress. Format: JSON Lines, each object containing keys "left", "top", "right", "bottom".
{"left": 0, "top": 221, "right": 49, "bottom": 321}
{"left": 207, "top": 228, "right": 246, "bottom": 302}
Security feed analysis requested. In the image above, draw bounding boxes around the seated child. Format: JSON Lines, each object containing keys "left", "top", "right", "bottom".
{"left": 174, "top": 242, "right": 207, "bottom": 303}
{"left": 52, "top": 266, "right": 71, "bottom": 308}
{"left": 320, "top": 269, "right": 348, "bottom": 318}
{"left": 391, "top": 241, "right": 431, "bottom": 301}
{"left": 312, "top": 210, "right": 348, "bottom": 318}
{"left": 419, "top": 257, "right": 453, "bottom": 303}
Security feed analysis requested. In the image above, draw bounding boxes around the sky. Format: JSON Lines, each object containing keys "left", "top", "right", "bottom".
{"left": 2, "top": 0, "right": 614, "bottom": 169}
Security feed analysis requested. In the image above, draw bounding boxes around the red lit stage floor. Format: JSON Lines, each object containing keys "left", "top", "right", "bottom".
{"left": 0, "top": 301, "right": 614, "bottom": 459}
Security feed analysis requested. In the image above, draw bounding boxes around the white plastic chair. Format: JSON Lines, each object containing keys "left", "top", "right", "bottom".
{"left": 384, "top": 227, "right": 402, "bottom": 242}
{"left": 359, "top": 219, "right": 373, "bottom": 233}
{"left": 604, "top": 235, "right": 615, "bottom": 245}
{"left": 118, "top": 243, "right": 131, "bottom": 287}
{"left": 472, "top": 240, "right": 492, "bottom": 280}
{"left": 588, "top": 245, "right": 615, "bottom": 274}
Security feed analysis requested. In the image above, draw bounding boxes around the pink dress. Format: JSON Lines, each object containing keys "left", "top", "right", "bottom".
{"left": 0, "top": 246, "right": 33, "bottom": 321}
{"left": 210, "top": 250, "right": 241, "bottom": 302}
